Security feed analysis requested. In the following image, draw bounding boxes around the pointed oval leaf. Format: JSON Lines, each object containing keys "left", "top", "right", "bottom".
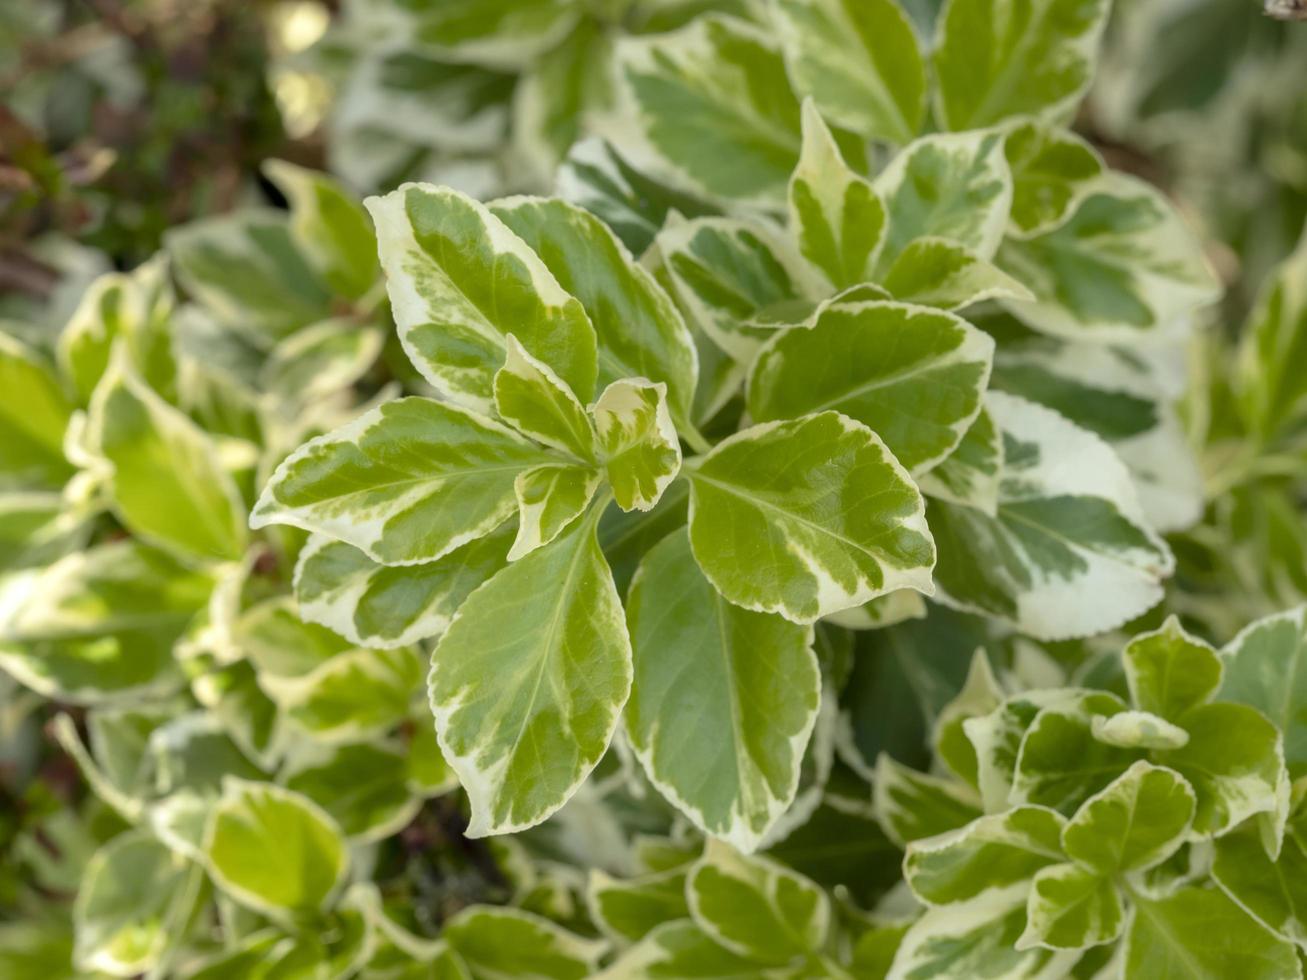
{"left": 1017, "top": 862, "right": 1123, "bottom": 952}
{"left": 428, "top": 508, "right": 631, "bottom": 836}
{"left": 366, "top": 184, "right": 598, "bottom": 409}
{"left": 625, "top": 529, "right": 819, "bottom": 853}
{"left": 1221, "top": 607, "right": 1307, "bottom": 778}
{"left": 1123, "top": 615, "right": 1222, "bottom": 721}
{"left": 508, "top": 463, "right": 601, "bottom": 561}
{"left": 687, "top": 411, "right": 935, "bottom": 624}
{"left": 1061, "top": 762, "right": 1196, "bottom": 874}
{"left": 594, "top": 379, "right": 682, "bottom": 513}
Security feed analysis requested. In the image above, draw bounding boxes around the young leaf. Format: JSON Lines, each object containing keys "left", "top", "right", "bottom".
{"left": 1060, "top": 762, "right": 1196, "bottom": 874}
{"left": 997, "top": 174, "right": 1220, "bottom": 342}
{"left": 1091, "top": 710, "right": 1190, "bottom": 751}
{"left": 0, "top": 333, "right": 74, "bottom": 491}
{"left": 933, "top": 648, "right": 1006, "bottom": 786}
{"left": 587, "top": 868, "right": 690, "bottom": 944}
{"left": 1221, "top": 606, "right": 1307, "bottom": 777}
{"left": 1004, "top": 122, "right": 1105, "bottom": 237}
{"left": 593, "top": 379, "right": 681, "bottom": 513}
{"left": 610, "top": 15, "right": 801, "bottom": 205}
{"left": 772, "top": 0, "right": 925, "bottom": 145}
{"left": 87, "top": 348, "right": 247, "bottom": 562}
{"left": 687, "top": 842, "right": 829, "bottom": 965}
{"left": 881, "top": 238, "right": 1033, "bottom": 310}
{"left": 509, "top": 463, "right": 601, "bottom": 561}
{"left": 873, "top": 753, "right": 983, "bottom": 848}
{"left": 873, "top": 130, "right": 1014, "bottom": 268}
{"left": 203, "top": 778, "right": 349, "bottom": 919}
{"left": 428, "top": 506, "right": 631, "bottom": 836}
{"left": 685, "top": 411, "right": 935, "bottom": 624}
{"left": 489, "top": 196, "right": 699, "bottom": 431}
{"left": 252, "top": 397, "right": 553, "bottom": 566}
{"left": 934, "top": 0, "right": 1111, "bottom": 130}
{"left": 903, "top": 806, "right": 1066, "bottom": 905}
{"left": 746, "top": 299, "right": 995, "bottom": 473}
{"left": 1123, "top": 616, "right": 1223, "bottom": 721}
{"left": 929, "top": 392, "right": 1173, "bottom": 640}
{"left": 263, "top": 160, "right": 379, "bottom": 301}
{"left": 625, "top": 529, "right": 819, "bottom": 853}
{"left": 1124, "top": 885, "right": 1300, "bottom": 980}
{"left": 365, "top": 184, "right": 598, "bottom": 409}
{"left": 786, "top": 100, "right": 887, "bottom": 290}
{"left": 656, "top": 215, "right": 825, "bottom": 363}
{"left": 442, "top": 906, "right": 606, "bottom": 980}
{"left": 1017, "top": 862, "right": 1124, "bottom": 951}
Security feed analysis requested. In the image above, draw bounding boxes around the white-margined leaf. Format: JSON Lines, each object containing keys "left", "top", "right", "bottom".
{"left": 508, "top": 463, "right": 601, "bottom": 561}
{"left": 928, "top": 392, "right": 1173, "bottom": 640}
{"left": 625, "top": 529, "right": 819, "bottom": 853}
{"left": 881, "top": 237, "right": 1033, "bottom": 310}
{"left": 493, "top": 335, "right": 596, "bottom": 460}
{"left": 365, "top": 183, "right": 598, "bottom": 409}
{"left": 686, "top": 411, "right": 935, "bottom": 624}
{"left": 0, "top": 332, "right": 74, "bottom": 491}
{"left": 593, "top": 379, "right": 681, "bottom": 513}
{"left": 1004, "top": 122, "right": 1105, "bottom": 237}
{"left": 918, "top": 404, "right": 1004, "bottom": 516}
{"left": 428, "top": 505, "right": 631, "bottom": 836}
{"left": 252, "top": 397, "right": 554, "bottom": 566}
{"left": 746, "top": 299, "right": 994, "bottom": 473}
{"left": 772, "top": 0, "right": 925, "bottom": 145}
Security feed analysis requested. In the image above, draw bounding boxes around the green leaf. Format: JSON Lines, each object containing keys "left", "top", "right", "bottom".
{"left": 786, "top": 100, "right": 887, "bottom": 291}
{"left": 772, "top": 0, "right": 925, "bottom": 144}
{"left": 509, "top": 463, "right": 601, "bottom": 561}
{"left": 625, "top": 529, "right": 819, "bottom": 852}
{"left": 442, "top": 906, "right": 606, "bottom": 980}
{"left": 881, "top": 238, "right": 1033, "bottom": 310}
{"left": 0, "top": 541, "right": 211, "bottom": 703}
{"left": 167, "top": 209, "right": 332, "bottom": 343}
{"left": 686, "top": 411, "right": 935, "bottom": 624}
{"left": 1017, "top": 862, "right": 1123, "bottom": 951}
{"left": 997, "top": 174, "right": 1220, "bottom": 341}
{"left": 1162, "top": 702, "right": 1285, "bottom": 838}
{"left": 489, "top": 196, "right": 699, "bottom": 431}
{"left": 57, "top": 257, "right": 175, "bottom": 405}
{"left": 1091, "top": 710, "right": 1190, "bottom": 751}
{"left": 409, "top": 0, "right": 580, "bottom": 69}
{"left": 594, "top": 379, "right": 682, "bottom": 513}
{"left": 273, "top": 645, "right": 423, "bottom": 742}
{"left": 1238, "top": 230, "right": 1307, "bottom": 444}
{"left": 294, "top": 527, "right": 511, "bottom": 651}
{"left": 888, "top": 896, "right": 1078, "bottom": 979}
{"left": 1060, "top": 761, "right": 1195, "bottom": 874}
{"left": 1012, "top": 692, "right": 1142, "bottom": 814}
{"left": 0, "top": 332, "right": 74, "bottom": 490}
{"left": 934, "top": 0, "right": 1111, "bottom": 130}
{"left": 1125, "top": 885, "right": 1301, "bottom": 980}
{"left": 1221, "top": 607, "right": 1307, "bottom": 778}
{"left": 1212, "top": 826, "right": 1307, "bottom": 948}
{"left": 966, "top": 690, "right": 1081, "bottom": 811}
{"left": 903, "top": 805, "right": 1066, "bottom": 905}
{"left": 365, "top": 184, "right": 598, "bottom": 409}
{"left": 203, "top": 778, "right": 348, "bottom": 918}
{"left": 656, "top": 215, "right": 824, "bottom": 363}
{"left": 597, "top": 920, "right": 758, "bottom": 979}
{"left": 428, "top": 506, "right": 631, "bottom": 835}
{"left": 933, "top": 648, "right": 1005, "bottom": 787}
{"left": 284, "top": 742, "right": 420, "bottom": 842}
{"left": 1123, "top": 616, "right": 1223, "bottom": 721}
{"left": 252, "top": 397, "right": 552, "bottom": 565}
{"left": 263, "top": 160, "right": 379, "bottom": 301}
{"left": 556, "top": 138, "right": 719, "bottom": 256}
{"left": 87, "top": 348, "right": 247, "bottom": 562}
{"left": 587, "top": 868, "right": 690, "bottom": 944}
{"left": 746, "top": 299, "right": 994, "bottom": 473}
{"left": 928, "top": 392, "right": 1173, "bottom": 640}
{"left": 918, "top": 405, "right": 1004, "bottom": 516}
{"left": 873, "top": 130, "right": 1013, "bottom": 268}
{"left": 873, "top": 753, "right": 983, "bottom": 848}
{"left": 687, "top": 841, "right": 829, "bottom": 965}
{"left": 260, "top": 317, "right": 385, "bottom": 405}
{"left": 611, "top": 15, "right": 801, "bottom": 205}
{"left": 73, "top": 831, "right": 196, "bottom": 976}
{"left": 1004, "top": 122, "right": 1105, "bottom": 237}
{"left": 0, "top": 491, "right": 84, "bottom": 571}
